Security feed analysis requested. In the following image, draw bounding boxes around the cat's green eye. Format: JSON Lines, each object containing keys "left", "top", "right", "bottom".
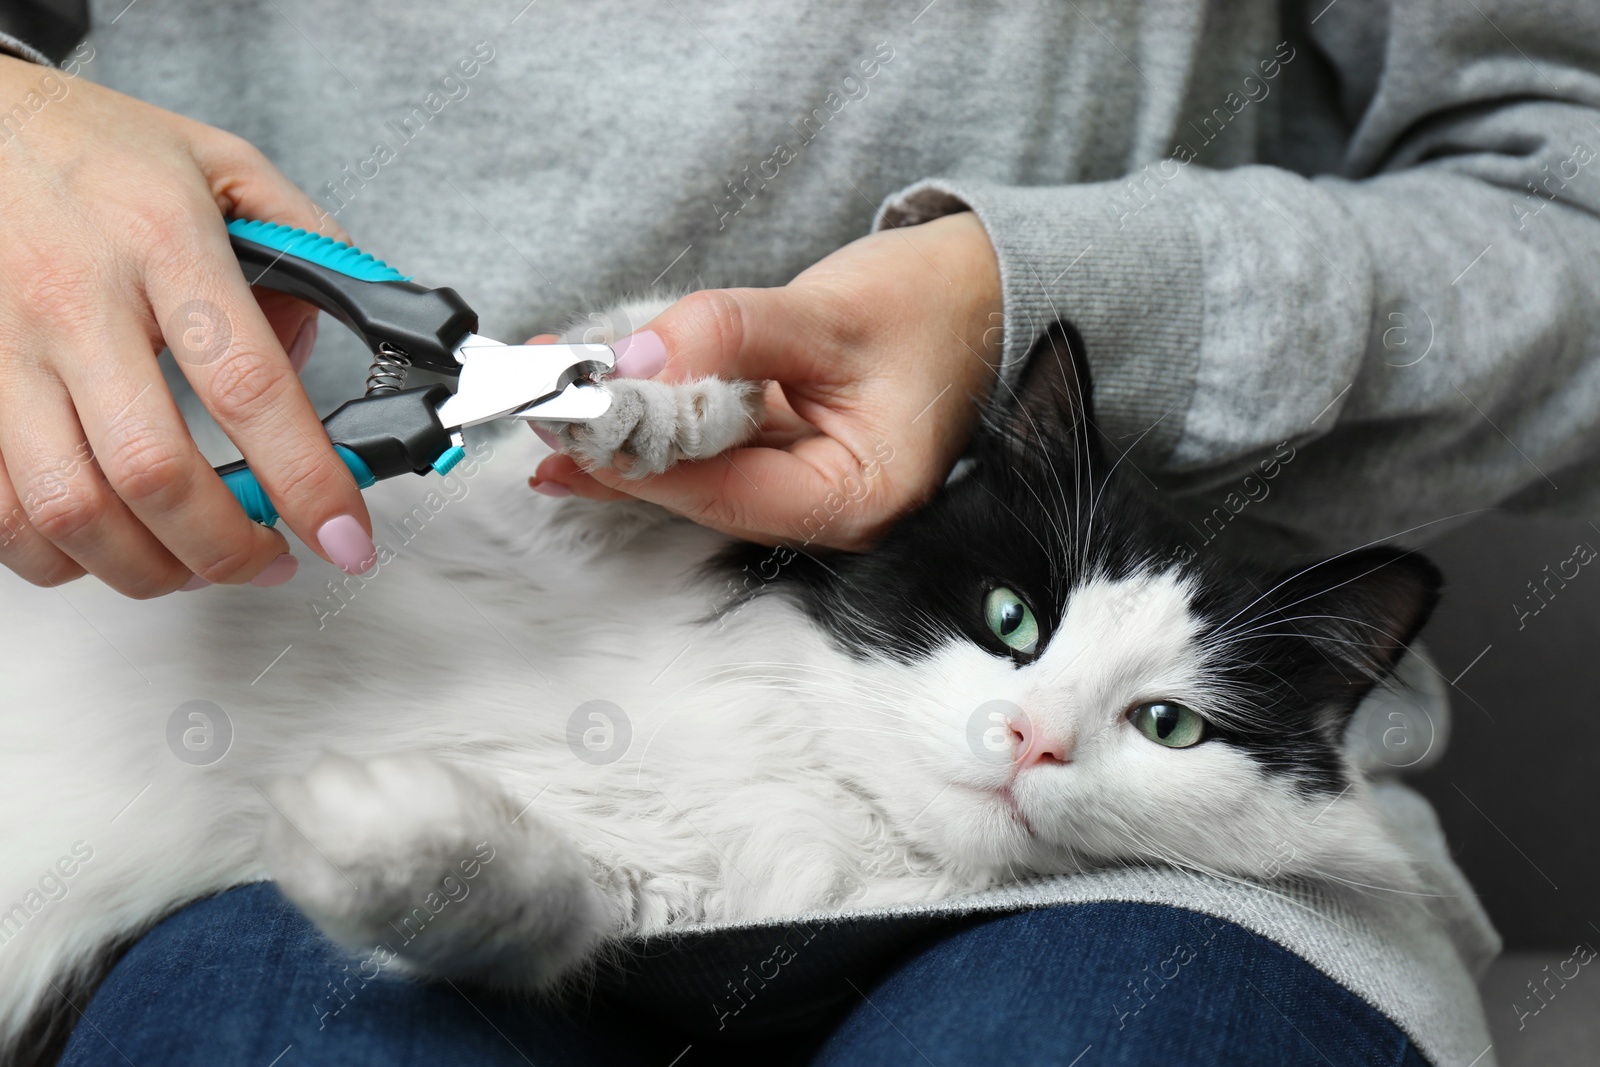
{"left": 1130, "top": 702, "right": 1206, "bottom": 748}
{"left": 983, "top": 586, "right": 1040, "bottom": 656}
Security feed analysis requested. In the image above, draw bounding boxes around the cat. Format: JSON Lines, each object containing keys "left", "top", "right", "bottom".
{"left": 0, "top": 297, "right": 1438, "bottom": 1061}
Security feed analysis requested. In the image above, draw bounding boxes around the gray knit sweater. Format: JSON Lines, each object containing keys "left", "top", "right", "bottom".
{"left": 13, "top": 0, "right": 1597, "bottom": 1061}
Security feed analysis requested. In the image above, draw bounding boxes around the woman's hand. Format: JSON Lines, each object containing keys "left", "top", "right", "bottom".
{"left": 530, "top": 211, "right": 1004, "bottom": 550}
{"left": 0, "top": 56, "right": 378, "bottom": 597}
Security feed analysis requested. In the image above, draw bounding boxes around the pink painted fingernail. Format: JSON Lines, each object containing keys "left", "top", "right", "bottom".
{"left": 316, "top": 514, "right": 377, "bottom": 575}
{"left": 179, "top": 574, "right": 209, "bottom": 592}
{"left": 529, "top": 424, "right": 564, "bottom": 451}
{"left": 250, "top": 553, "right": 299, "bottom": 587}
{"left": 610, "top": 330, "right": 666, "bottom": 379}
{"left": 531, "top": 480, "right": 573, "bottom": 498}
{"left": 287, "top": 315, "right": 320, "bottom": 375}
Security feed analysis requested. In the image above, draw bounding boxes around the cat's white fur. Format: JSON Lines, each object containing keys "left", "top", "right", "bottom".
{"left": 0, "top": 300, "right": 1416, "bottom": 1053}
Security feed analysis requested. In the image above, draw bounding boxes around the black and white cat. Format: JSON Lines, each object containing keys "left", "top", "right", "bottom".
{"left": 0, "top": 299, "right": 1438, "bottom": 1058}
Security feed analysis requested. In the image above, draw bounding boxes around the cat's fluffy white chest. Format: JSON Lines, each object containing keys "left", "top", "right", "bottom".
{"left": 0, "top": 426, "right": 963, "bottom": 1045}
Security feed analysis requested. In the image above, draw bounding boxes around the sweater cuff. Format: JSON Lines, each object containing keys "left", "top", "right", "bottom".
{"left": 874, "top": 177, "right": 1202, "bottom": 463}
{"left": 0, "top": 31, "right": 57, "bottom": 68}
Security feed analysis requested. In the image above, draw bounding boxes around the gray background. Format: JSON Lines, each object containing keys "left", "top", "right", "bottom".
{"left": 1409, "top": 513, "right": 1600, "bottom": 953}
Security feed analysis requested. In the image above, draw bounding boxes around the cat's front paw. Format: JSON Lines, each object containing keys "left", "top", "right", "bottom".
{"left": 261, "top": 754, "right": 508, "bottom": 960}
{"left": 539, "top": 293, "right": 764, "bottom": 478}
{"left": 542, "top": 377, "right": 763, "bottom": 478}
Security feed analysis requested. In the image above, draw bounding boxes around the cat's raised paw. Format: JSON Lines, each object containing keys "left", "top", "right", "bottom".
{"left": 539, "top": 377, "right": 764, "bottom": 478}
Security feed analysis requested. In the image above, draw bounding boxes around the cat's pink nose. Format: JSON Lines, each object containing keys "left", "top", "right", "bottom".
{"left": 1008, "top": 711, "right": 1071, "bottom": 768}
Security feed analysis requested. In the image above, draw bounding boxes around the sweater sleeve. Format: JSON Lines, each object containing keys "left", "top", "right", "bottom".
{"left": 0, "top": 0, "right": 88, "bottom": 67}
{"left": 875, "top": 0, "right": 1600, "bottom": 551}
{"left": 0, "top": 30, "right": 57, "bottom": 67}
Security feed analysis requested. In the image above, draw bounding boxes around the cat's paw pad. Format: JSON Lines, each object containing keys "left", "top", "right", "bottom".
{"left": 541, "top": 377, "right": 763, "bottom": 478}
{"left": 261, "top": 753, "right": 505, "bottom": 946}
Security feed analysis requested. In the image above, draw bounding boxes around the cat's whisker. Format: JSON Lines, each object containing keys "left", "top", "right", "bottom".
{"left": 1205, "top": 509, "right": 1486, "bottom": 638}
{"left": 1087, "top": 815, "right": 1363, "bottom": 936}
{"left": 1291, "top": 868, "right": 1450, "bottom": 900}
{"left": 1211, "top": 611, "right": 1396, "bottom": 648}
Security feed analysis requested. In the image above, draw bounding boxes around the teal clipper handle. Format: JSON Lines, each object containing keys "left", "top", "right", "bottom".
{"left": 214, "top": 220, "right": 473, "bottom": 526}
{"left": 226, "top": 219, "right": 476, "bottom": 373}
{"left": 219, "top": 446, "right": 376, "bottom": 528}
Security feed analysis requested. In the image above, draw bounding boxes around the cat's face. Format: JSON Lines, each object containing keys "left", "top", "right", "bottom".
{"left": 736, "top": 323, "right": 1439, "bottom": 892}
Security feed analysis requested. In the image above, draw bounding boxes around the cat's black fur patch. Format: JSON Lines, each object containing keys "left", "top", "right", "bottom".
{"left": 720, "top": 321, "right": 1441, "bottom": 795}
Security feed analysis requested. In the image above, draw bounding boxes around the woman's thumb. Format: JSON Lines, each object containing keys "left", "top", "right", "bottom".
{"left": 633, "top": 287, "right": 825, "bottom": 385}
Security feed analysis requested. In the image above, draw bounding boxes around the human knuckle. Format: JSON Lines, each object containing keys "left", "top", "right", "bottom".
{"left": 207, "top": 350, "right": 287, "bottom": 422}
{"left": 0, "top": 308, "right": 33, "bottom": 365}
{"left": 130, "top": 216, "right": 200, "bottom": 277}
{"left": 208, "top": 129, "right": 268, "bottom": 171}
{"left": 25, "top": 476, "right": 103, "bottom": 543}
{"left": 190, "top": 537, "right": 257, "bottom": 584}
{"left": 14, "top": 554, "right": 85, "bottom": 589}
{"left": 265, "top": 448, "right": 341, "bottom": 508}
{"left": 707, "top": 467, "right": 760, "bottom": 531}
{"left": 103, "top": 431, "right": 191, "bottom": 506}
{"left": 122, "top": 192, "right": 192, "bottom": 248}
{"left": 17, "top": 258, "right": 98, "bottom": 319}
{"left": 119, "top": 567, "right": 188, "bottom": 600}
{"left": 679, "top": 290, "right": 748, "bottom": 360}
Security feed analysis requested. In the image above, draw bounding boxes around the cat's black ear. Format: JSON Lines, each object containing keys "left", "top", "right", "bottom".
{"left": 981, "top": 320, "right": 1099, "bottom": 466}
{"left": 1264, "top": 546, "right": 1442, "bottom": 709}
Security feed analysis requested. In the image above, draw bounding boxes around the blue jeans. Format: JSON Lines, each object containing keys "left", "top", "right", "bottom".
{"left": 59, "top": 884, "right": 1428, "bottom": 1066}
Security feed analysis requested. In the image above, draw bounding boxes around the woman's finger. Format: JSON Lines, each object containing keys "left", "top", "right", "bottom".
{"left": 57, "top": 305, "right": 295, "bottom": 587}
{"left": 191, "top": 126, "right": 331, "bottom": 377}
{"left": 255, "top": 290, "right": 320, "bottom": 374}
{"left": 0, "top": 362, "right": 194, "bottom": 598}
{"left": 748, "top": 382, "right": 818, "bottom": 450}
{"left": 541, "top": 436, "right": 884, "bottom": 548}
{"left": 0, "top": 443, "right": 86, "bottom": 588}
{"left": 186, "top": 124, "right": 346, "bottom": 240}
{"left": 154, "top": 216, "right": 377, "bottom": 576}
{"left": 528, "top": 454, "right": 632, "bottom": 502}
